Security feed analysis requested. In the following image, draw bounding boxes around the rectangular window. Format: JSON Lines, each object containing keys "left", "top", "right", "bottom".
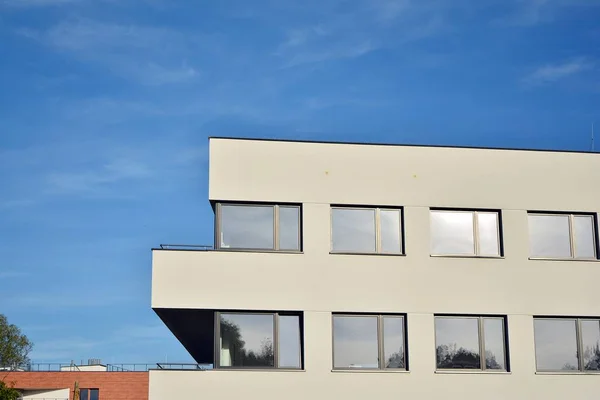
{"left": 332, "top": 314, "right": 406, "bottom": 370}
{"left": 534, "top": 317, "right": 600, "bottom": 372}
{"left": 435, "top": 315, "right": 508, "bottom": 371}
{"left": 216, "top": 203, "right": 301, "bottom": 251}
{"left": 528, "top": 213, "right": 597, "bottom": 259}
{"left": 331, "top": 207, "right": 403, "bottom": 254}
{"left": 80, "top": 389, "right": 99, "bottom": 400}
{"left": 430, "top": 210, "right": 501, "bottom": 257}
{"left": 216, "top": 312, "right": 303, "bottom": 369}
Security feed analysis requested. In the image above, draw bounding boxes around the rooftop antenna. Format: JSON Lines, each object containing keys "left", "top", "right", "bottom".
{"left": 592, "top": 123, "right": 595, "bottom": 152}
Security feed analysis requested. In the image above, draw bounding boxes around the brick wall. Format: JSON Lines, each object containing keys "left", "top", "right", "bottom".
{"left": 1, "top": 371, "right": 148, "bottom": 400}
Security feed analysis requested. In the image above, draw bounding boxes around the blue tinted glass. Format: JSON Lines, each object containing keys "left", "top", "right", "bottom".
{"left": 90, "top": 389, "right": 99, "bottom": 400}
{"left": 80, "top": 389, "right": 89, "bottom": 400}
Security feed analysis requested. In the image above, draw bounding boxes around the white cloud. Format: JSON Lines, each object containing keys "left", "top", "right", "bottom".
{"left": 1, "top": 0, "right": 80, "bottom": 7}
{"left": 30, "top": 338, "right": 103, "bottom": 361}
{"left": 372, "top": 0, "right": 412, "bottom": 23}
{"left": 46, "top": 158, "right": 151, "bottom": 196}
{"left": 29, "top": 324, "right": 171, "bottom": 361}
{"left": 0, "top": 270, "right": 31, "bottom": 279}
{"left": 274, "top": 0, "right": 446, "bottom": 68}
{"left": 18, "top": 18, "right": 202, "bottom": 85}
{"left": 281, "top": 25, "right": 329, "bottom": 48}
{"left": 43, "top": 142, "right": 206, "bottom": 198}
{"left": 283, "top": 41, "right": 376, "bottom": 68}
{"left": 3, "top": 134, "right": 208, "bottom": 204}
{"left": 0, "top": 199, "right": 36, "bottom": 209}
{"left": 16, "top": 293, "right": 136, "bottom": 308}
{"left": 524, "top": 58, "right": 594, "bottom": 85}
{"left": 497, "top": 0, "right": 600, "bottom": 26}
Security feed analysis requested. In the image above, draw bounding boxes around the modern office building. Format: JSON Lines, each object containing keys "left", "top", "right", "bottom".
{"left": 150, "top": 137, "right": 600, "bottom": 399}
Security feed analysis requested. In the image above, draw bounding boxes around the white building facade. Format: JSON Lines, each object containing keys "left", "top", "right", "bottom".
{"left": 150, "top": 138, "right": 600, "bottom": 399}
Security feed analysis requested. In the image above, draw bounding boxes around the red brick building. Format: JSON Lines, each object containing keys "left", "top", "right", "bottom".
{"left": 2, "top": 370, "right": 148, "bottom": 400}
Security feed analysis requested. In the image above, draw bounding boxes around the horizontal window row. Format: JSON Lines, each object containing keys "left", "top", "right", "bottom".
{"left": 214, "top": 202, "right": 599, "bottom": 260}
{"left": 210, "top": 311, "right": 600, "bottom": 373}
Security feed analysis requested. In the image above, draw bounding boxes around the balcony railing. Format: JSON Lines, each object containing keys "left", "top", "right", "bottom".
{"left": 158, "top": 244, "right": 213, "bottom": 251}
{"left": 18, "top": 398, "right": 68, "bottom": 400}
{"left": 156, "top": 363, "right": 210, "bottom": 370}
{"left": 2, "top": 363, "right": 212, "bottom": 372}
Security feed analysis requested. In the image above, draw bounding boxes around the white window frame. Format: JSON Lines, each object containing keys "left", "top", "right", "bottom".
{"left": 330, "top": 206, "right": 404, "bottom": 255}
{"left": 528, "top": 212, "right": 598, "bottom": 260}
{"left": 430, "top": 209, "right": 502, "bottom": 257}
{"left": 215, "top": 203, "right": 302, "bottom": 252}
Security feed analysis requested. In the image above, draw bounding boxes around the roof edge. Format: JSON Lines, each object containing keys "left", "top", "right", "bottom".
{"left": 208, "top": 136, "right": 599, "bottom": 155}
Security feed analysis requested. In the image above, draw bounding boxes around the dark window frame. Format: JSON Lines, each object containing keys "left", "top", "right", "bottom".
{"left": 214, "top": 311, "right": 304, "bottom": 370}
{"left": 527, "top": 211, "right": 599, "bottom": 260}
{"left": 331, "top": 312, "right": 408, "bottom": 371}
{"left": 533, "top": 316, "right": 600, "bottom": 373}
{"left": 429, "top": 208, "right": 504, "bottom": 257}
{"left": 434, "top": 314, "right": 510, "bottom": 372}
{"left": 214, "top": 201, "right": 302, "bottom": 252}
{"left": 329, "top": 205, "right": 405, "bottom": 255}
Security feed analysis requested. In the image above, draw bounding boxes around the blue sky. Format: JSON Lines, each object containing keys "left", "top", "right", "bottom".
{"left": 0, "top": 0, "right": 599, "bottom": 363}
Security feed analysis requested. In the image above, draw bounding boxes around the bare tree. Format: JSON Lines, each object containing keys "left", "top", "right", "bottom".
{"left": 220, "top": 319, "right": 274, "bottom": 367}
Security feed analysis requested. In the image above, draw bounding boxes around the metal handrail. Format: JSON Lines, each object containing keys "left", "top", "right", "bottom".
{"left": 155, "top": 363, "right": 210, "bottom": 370}
{"left": 159, "top": 244, "right": 213, "bottom": 250}
{"left": 3, "top": 363, "right": 212, "bottom": 372}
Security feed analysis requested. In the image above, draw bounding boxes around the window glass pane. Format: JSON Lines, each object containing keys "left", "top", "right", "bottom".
{"left": 483, "top": 318, "right": 506, "bottom": 370}
{"left": 333, "top": 316, "right": 379, "bottom": 368}
{"left": 528, "top": 215, "right": 571, "bottom": 258}
{"left": 220, "top": 313, "right": 274, "bottom": 367}
{"left": 278, "top": 315, "right": 301, "bottom": 368}
{"left": 90, "top": 389, "right": 99, "bottom": 400}
{"left": 331, "top": 209, "right": 376, "bottom": 253}
{"left": 534, "top": 319, "right": 579, "bottom": 371}
{"left": 431, "top": 212, "right": 475, "bottom": 255}
{"left": 380, "top": 210, "right": 402, "bottom": 253}
{"left": 581, "top": 320, "right": 600, "bottom": 371}
{"left": 279, "top": 207, "right": 300, "bottom": 251}
{"left": 435, "top": 317, "right": 480, "bottom": 369}
{"left": 478, "top": 213, "right": 500, "bottom": 256}
{"left": 220, "top": 205, "right": 274, "bottom": 249}
{"left": 574, "top": 216, "right": 596, "bottom": 259}
{"left": 383, "top": 317, "right": 405, "bottom": 369}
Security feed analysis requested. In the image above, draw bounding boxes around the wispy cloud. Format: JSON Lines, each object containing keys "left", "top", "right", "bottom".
{"left": 523, "top": 58, "right": 594, "bottom": 85}
{"left": 282, "top": 42, "right": 376, "bottom": 68}
{"left": 18, "top": 18, "right": 203, "bottom": 85}
{"left": 30, "top": 324, "right": 171, "bottom": 361}
{"left": 275, "top": 0, "right": 446, "bottom": 68}
{"left": 16, "top": 293, "right": 136, "bottom": 308}
{"left": 1, "top": 0, "right": 80, "bottom": 7}
{"left": 44, "top": 146, "right": 205, "bottom": 198}
{"left": 0, "top": 199, "right": 36, "bottom": 209}
{"left": 372, "top": 0, "right": 412, "bottom": 23}
{"left": 497, "top": 0, "right": 600, "bottom": 26}
{"left": 0, "top": 270, "right": 31, "bottom": 279}
{"left": 2, "top": 136, "right": 208, "bottom": 205}
{"left": 46, "top": 157, "right": 152, "bottom": 197}
{"left": 30, "top": 337, "right": 102, "bottom": 361}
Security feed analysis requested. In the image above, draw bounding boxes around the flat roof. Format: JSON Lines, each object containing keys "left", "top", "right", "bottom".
{"left": 209, "top": 136, "right": 599, "bottom": 155}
